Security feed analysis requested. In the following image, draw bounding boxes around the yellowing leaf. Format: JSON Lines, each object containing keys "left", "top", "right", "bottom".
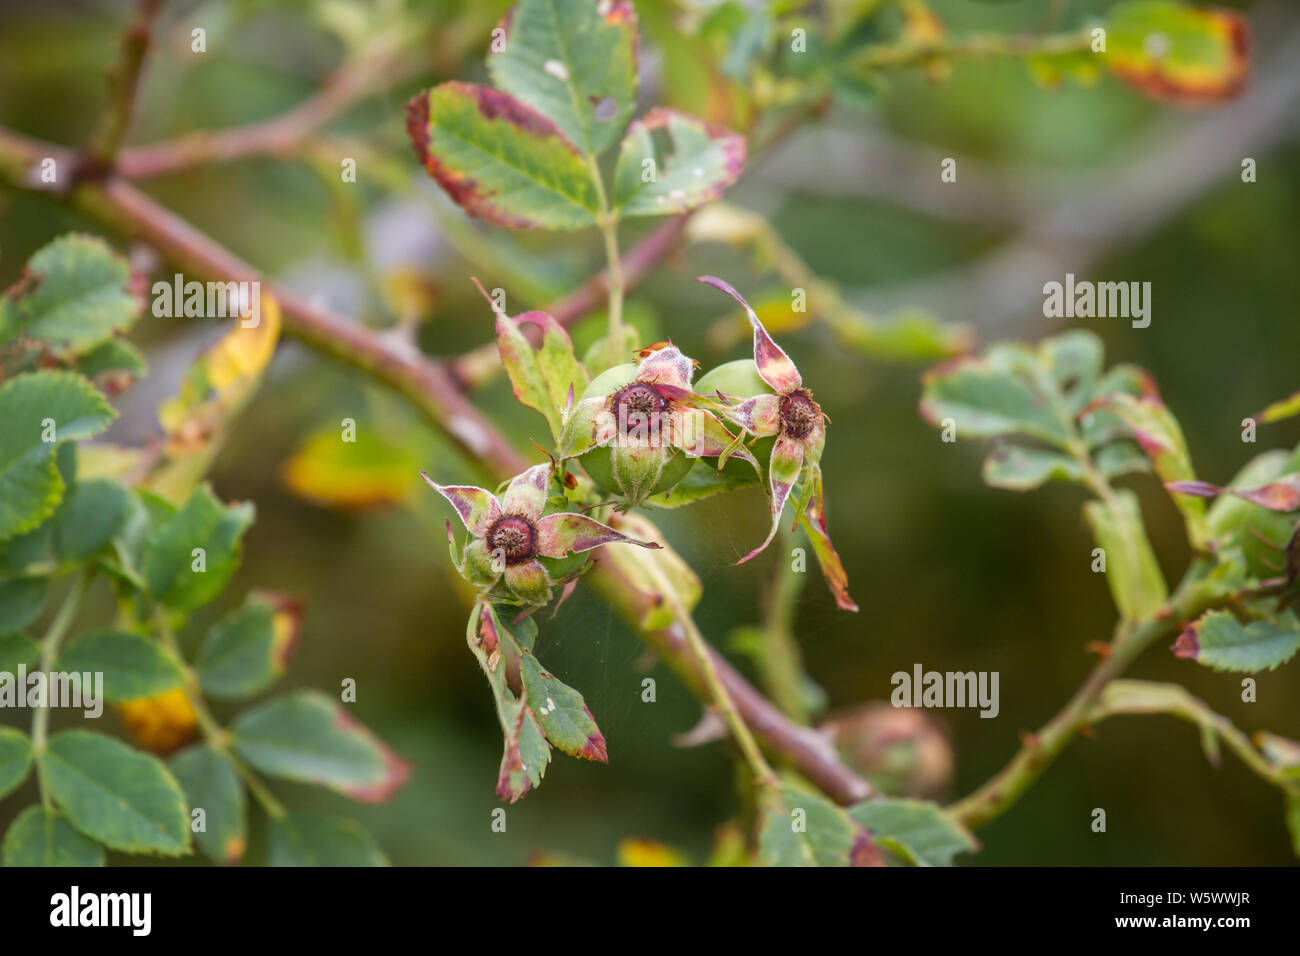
{"left": 1105, "top": 1, "right": 1249, "bottom": 104}
{"left": 617, "top": 838, "right": 689, "bottom": 867}
{"left": 158, "top": 293, "right": 281, "bottom": 443}
{"left": 1258, "top": 387, "right": 1300, "bottom": 425}
{"left": 206, "top": 293, "right": 280, "bottom": 393}
{"left": 150, "top": 294, "right": 282, "bottom": 503}
{"left": 282, "top": 426, "right": 420, "bottom": 511}
{"left": 117, "top": 688, "right": 199, "bottom": 756}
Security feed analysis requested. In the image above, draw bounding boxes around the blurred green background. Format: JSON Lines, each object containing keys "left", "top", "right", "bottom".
{"left": 1, "top": 0, "right": 1297, "bottom": 865}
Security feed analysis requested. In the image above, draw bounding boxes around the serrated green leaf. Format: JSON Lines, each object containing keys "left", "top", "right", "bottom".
{"left": 0, "top": 632, "right": 40, "bottom": 674}
{"left": 1094, "top": 440, "right": 1151, "bottom": 479}
{"left": 756, "top": 790, "right": 817, "bottom": 866}
{"left": 170, "top": 744, "right": 247, "bottom": 865}
{"left": 231, "top": 691, "right": 408, "bottom": 802}
{"left": 55, "top": 478, "right": 129, "bottom": 560}
{"left": 0, "top": 578, "right": 47, "bottom": 632}
{"left": 2, "top": 234, "right": 140, "bottom": 354}
{"left": 197, "top": 595, "right": 297, "bottom": 699}
{"left": 469, "top": 604, "right": 551, "bottom": 802}
{"left": 517, "top": 651, "right": 606, "bottom": 762}
{"left": 2, "top": 806, "right": 105, "bottom": 866}
{"left": 646, "top": 456, "right": 762, "bottom": 508}
{"left": 76, "top": 337, "right": 146, "bottom": 381}
{"left": 57, "top": 630, "right": 184, "bottom": 702}
{"left": 487, "top": 0, "right": 638, "bottom": 156}
{"left": 757, "top": 783, "right": 881, "bottom": 867}
{"left": 1041, "top": 330, "right": 1104, "bottom": 415}
{"left": 0, "top": 522, "right": 54, "bottom": 575}
{"left": 1102, "top": 392, "right": 1209, "bottom": 549}
{"left": 614, "top": 108, "right": 746, "bottom": 216}
{"left": 1207, "top": 447, "right": 1300, "bottom": 579}
{"left": 407, "top": 82, "right": 600, "bottom": 230}
{"left": 848, "top": 798, "right": 977, "bottom": 867}
{"left": 267, "top": 811, "right": 387, "bottom": 866}
{"left": 141, "top": 483, "right": 254, "bottom": 612}
{"left": 919, "top": 353, "right": 1072, "bottom": 448}
{"left": 1174, "top": 610, "right": 1300, "bottom": 673}
{"left": 1085, "top": 489, "right": 1168, "bottom": 621}
{"left": 497, "top": 309, "right": 589, "bottom": 440}
{"left": 0, "top": 728, "right": 33, "bottom": 799}
{"left": 0, "top": 371, "right": 116, "bottom": 541}
{"left": 982, "top": 445, "right": 1085, "bottom": 491}
{"left": 41, "top": 730, "right": 189, "bottom": 855}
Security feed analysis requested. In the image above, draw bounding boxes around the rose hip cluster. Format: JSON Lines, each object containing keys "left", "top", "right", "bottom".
{"left": 428, "top": 277, "right": 856, "bottom": 613}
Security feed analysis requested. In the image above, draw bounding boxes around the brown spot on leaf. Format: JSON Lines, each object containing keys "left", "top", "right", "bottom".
{"left": 849, "top": 829, "right": 887, "bottom": 867}
{"left": 479, "top": 609, "right": 500, "bottom": 655}
{"left": 1172, "top": 626, "right": 1200, "bottom": 659}
{"left": 253, "top": 589, "right": 304, "bottom": 674}
{"left": 223, "top": 835, "right": 247, "bottom": 866}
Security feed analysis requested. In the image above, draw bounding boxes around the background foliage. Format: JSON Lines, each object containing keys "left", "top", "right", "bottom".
{"left": 0, "top": 0, "right": 1297, "bottom": 864}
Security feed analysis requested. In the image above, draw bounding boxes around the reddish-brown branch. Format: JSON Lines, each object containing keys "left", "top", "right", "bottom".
{"left": 115, "top": 34, "right": 416, "bottom": 179}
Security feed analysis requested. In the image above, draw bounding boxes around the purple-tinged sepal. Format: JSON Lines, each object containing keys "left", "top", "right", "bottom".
{"left": 696, "top": 276, "right": 856, "bottom": 611}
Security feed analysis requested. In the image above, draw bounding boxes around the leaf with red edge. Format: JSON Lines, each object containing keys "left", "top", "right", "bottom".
{"left": 1104, "top": 1, "right": 1250, "bottom": 105}
{"left": 1173, "top": 609, "right": 1300, "bottom": 673}
{"left": 518, "top": 653, "right": 607, "bottom": 763}
{"left": 481, "top": 603, "right": 605, "bottom": 763}
{"left": 468, "top": 604, "right": 551, "bottom": 802}
{"left": 757, "top": 782, "right": 885, "bottom": 867}
{"left": 614, "top": 108, "right": 746, "bottom": 217}
{"left": 230, "top": 692, "right": 411, "bottom": 803}
{"left": 697, "top": 275, "right": 802, "bottom": 394}
{"left": 487, "top": 0, "right": 639, "bottom": 157}
{"left": 496, "top": 309, "right": 589, "bottom": 441}
{"left": 1168, "top": 474, "right": 1300, "bottom": 513}
{"left": 406, "top": 82, "right": 600, "bottom": 231}
{"left": 1100, "top": 392, "right": 1209, "bottom": 549}
{"left": 420, "top": 472, "right": 501, "bottom": 536}
{"left": 800, "top": 466, "right": 858, "bottom": 612}
{"left": 536, "top": 511, "right": 660, "bottom": 558}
